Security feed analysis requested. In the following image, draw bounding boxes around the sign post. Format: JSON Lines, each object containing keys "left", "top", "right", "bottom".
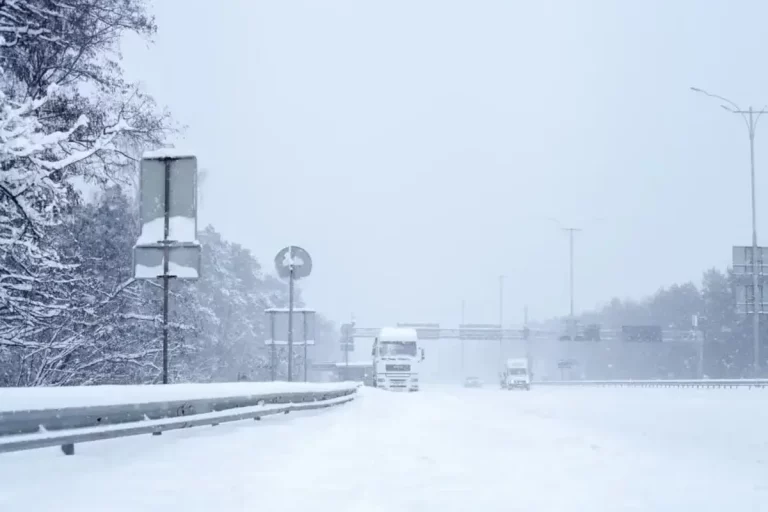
{"left": 265, "top": 308, "right": 315, "bottom": 381}
{"left": 274, "top": 246, "right": 313, "bottom": 381}
{"left": 340, "top": 322, "right": 355, "bottom": 369}
{"left": 733, "top": 245, "right": 768, "bottom": 374}
{"left": 133, "top": 150, "right": 200, "bottom": 385}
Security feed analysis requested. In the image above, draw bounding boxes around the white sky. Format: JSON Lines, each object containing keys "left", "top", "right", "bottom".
{"left": 121, "top": 0, "right": 768, "bottom": 329}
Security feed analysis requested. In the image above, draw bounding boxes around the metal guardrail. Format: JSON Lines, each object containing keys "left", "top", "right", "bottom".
{"left": 0, "top": 385, "right": 359, "bottom": 456}
{"left": 536, "top": 379, "right": 768, "bottom": 389}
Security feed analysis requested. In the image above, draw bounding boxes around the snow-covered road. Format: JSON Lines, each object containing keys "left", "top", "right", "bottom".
{"left": 1, "top": 386, "right": 766, "bottom": 511}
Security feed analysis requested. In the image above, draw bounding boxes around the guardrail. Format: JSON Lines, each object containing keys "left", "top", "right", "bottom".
{"left": 536, "top": 379, "right": 768, "bottom": 389}
{"left": 0, "top": 384, "right": 359, "bottom": 456}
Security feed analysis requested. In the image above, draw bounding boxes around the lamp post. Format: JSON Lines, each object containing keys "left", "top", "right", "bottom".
{"left": 691, "top": 86, "right": 767, "bottom": 375}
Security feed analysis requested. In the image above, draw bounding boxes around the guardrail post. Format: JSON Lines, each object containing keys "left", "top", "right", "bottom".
{"left": 61, "top": 443, "right": 74, "bottom": 455}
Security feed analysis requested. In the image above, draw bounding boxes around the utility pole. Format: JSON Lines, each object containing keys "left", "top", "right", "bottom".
{"left": 692, "top": 87, "right": 766, "bottom": 376}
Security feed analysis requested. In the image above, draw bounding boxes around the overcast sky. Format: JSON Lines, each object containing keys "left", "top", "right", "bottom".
{"left": 121, "top": 0, "right": 768, "bottom": 329}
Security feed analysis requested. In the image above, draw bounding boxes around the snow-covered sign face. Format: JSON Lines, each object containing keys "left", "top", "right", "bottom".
{"left": 282, "top": 250, "right": 305, "bottom": 268}
{"left": 274, "top": 246, "right": 313, "bottom": 279}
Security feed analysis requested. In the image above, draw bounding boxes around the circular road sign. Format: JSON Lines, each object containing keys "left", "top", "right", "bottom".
{"left": 275, "top": 246, "right": 312, "bottom": 280}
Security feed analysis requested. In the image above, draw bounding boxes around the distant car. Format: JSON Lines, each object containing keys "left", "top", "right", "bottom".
{"left": 464, "top": 376, "right": 482, "bottom": 388}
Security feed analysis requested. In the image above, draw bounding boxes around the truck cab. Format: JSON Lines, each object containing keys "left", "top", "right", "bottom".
{"left": 501, "top": 358, "right": 531, "bottom": 390}
{"left": 372, "top": 327, "right": 424, "bottom": 392}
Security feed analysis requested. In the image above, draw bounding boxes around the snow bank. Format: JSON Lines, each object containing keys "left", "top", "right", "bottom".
{"left": 0, "top": 381, "right": 359, "bottom": 412}
{"left": 4, "top": 386, "right": 766, "bottom": 511}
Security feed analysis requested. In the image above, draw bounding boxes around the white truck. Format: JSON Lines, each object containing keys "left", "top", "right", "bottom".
{"left": 501, "top": 358, "right": 531, "bottom": 390}
{"left": 371, "top": 327, "right": 424, "bottom": 392}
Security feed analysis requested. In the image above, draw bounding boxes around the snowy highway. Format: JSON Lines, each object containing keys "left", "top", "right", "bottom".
{"left": 1, "top": 386, "right": 766, "bottom": 511}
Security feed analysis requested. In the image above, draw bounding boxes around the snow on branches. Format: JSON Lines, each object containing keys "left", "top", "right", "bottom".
{"left": 0, "top": 0, "right": 68, "bottom": 47}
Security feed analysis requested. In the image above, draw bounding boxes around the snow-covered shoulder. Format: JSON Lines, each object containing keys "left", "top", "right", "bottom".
{"left": 0, "top": 381, "right": 359, "bottom": 412}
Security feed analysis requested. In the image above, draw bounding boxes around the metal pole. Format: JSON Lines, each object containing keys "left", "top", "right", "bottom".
{"left": 562, "top": 227, "right": 581, "bottom": 339}
{"left": 345, "top": 314, "right": 352, "bottom": 370}
{"left": 344, "top": 336, "right": 349, "bottom": 368}
{"left": 690, "top": 88, "right": 768, "bottom": 376}
{"left": 162, "top": 277, "right": 169, "bottom": 384}
{"left": 461, "top": 300, "right": 465, "bottom": 376}
{"left": 499, "top": 276, "right": 504, "bottom": 368}
{"left": 287, "top": 263, "right": 295, "bottom": 382}
{"left": 749, "top": 108, "right": 761, "bottom": 376}
{"left": 270, "top": 313, "right": 276, "bottom": 381}
{"left": 162, "top": 159, "right": 171, "bottom": 385}
{"left": 569, "top": 229, "right": 575, "bottom": 320}
{"left": 524, "top": 304, "right": 530, "bottom": 359}
{"left": 303, "top": 313, "right": 308, "bottom": 382}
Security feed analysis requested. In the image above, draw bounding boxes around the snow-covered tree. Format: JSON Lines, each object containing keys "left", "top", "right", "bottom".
{"left": 0, "top": 0, "right": 168, "bottom": 351}
{"left": 0, "top": 1, "right": 340, "bottom": 386}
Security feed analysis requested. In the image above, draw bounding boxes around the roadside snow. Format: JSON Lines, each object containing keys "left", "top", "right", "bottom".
{"left": 0, "top": 386, "right": 765, "bottom": 511}
{"left": 0, "top": 381, "right": 359, "bottom": 412}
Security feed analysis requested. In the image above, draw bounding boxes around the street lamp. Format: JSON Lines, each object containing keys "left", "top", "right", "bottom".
{"left": 545, "top": 218, "right": 582, "bottom": 339}
{"left": 691, "top": 86, "right": 767, "bottom": 375}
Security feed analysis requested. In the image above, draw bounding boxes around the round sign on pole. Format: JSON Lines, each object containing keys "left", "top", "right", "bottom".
{"left": 274, "top": 246, "right": 312, "bottom": 280}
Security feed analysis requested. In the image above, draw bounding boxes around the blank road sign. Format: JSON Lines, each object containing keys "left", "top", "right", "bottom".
{"left": 138, "top": 155, "right": 198, "bottom": 245}
{"left": 732, "top": 246, "right": 768, "bottom": 275}
{"left": 134, "top": 244, "right": 201, "bottom": 279}
{"left": 621, "top": 325, "right": 662, "bottom": 343}
{"left": 735, "top": 284, "right": 768, "bottom": 314}
{"left": 459, "top": 324, "right": 501, "bottom": 340}
{"left": 397, "top": 323, "right": 440, "bottom": 340}
{"left": 265, "top": 309, "right": 316, "bottom": 345}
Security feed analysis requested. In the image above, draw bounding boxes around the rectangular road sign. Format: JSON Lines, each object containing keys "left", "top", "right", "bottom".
{"left": 397, "top": 323, "right": 441, "bottom": 340}
{"left": 621, "top": 325, "right": 663, "bottom": 343}
{"left": 135, "top": 152, "right": 200, "bottom": 280}
{"left": 351, "top": 327, "right": 381, "bottom": 338}
{"left": 732, "top": 246, "right": 768, "bottom": 276}
{"left": 265, "top": 308, "right": 316, "bottom": 345}
{"left": 459, "top": 324, "right": 501, "bottom": 340}
{"left": 138, "top": 153, "right": 198, "bottom": 245}
{"left": 735, "top": 284, "right": 768, "bottom": 314}
{"left": 134, "top": 243, "right": 201, "bottom": 280}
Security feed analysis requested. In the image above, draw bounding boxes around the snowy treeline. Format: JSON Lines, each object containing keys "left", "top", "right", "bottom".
{"left": 560, "top": 269, "right": 760, "bottom": 378}
{"left": 0, "top": 1, "right": 336, "bottom": 386}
